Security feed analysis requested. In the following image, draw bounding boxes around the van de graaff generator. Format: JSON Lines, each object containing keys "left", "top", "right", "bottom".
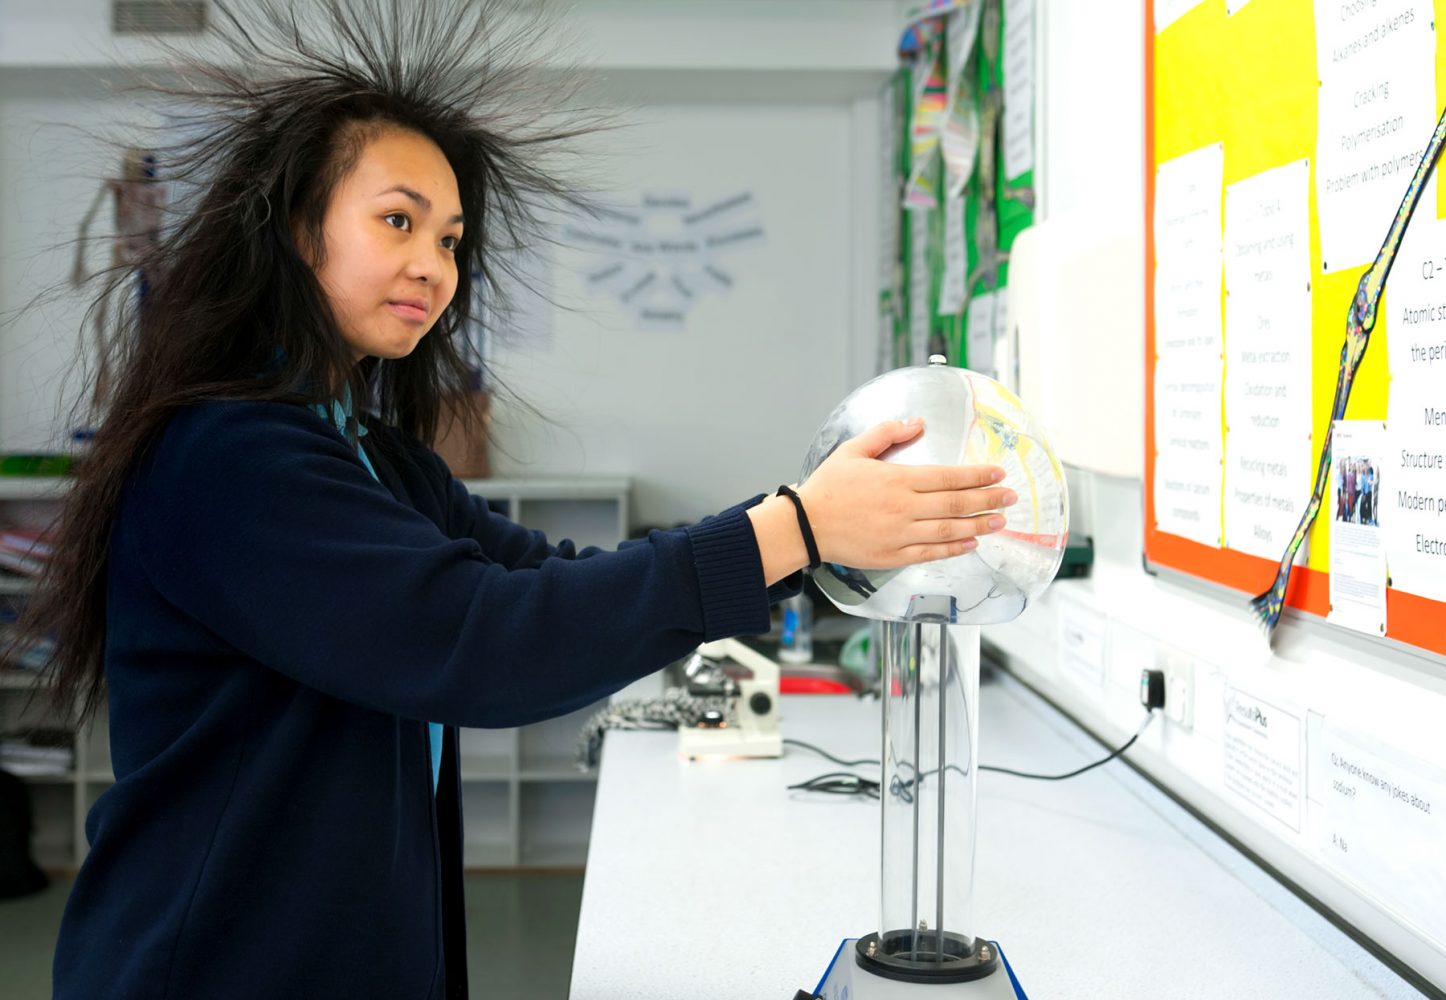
{"left": 799, "top": 357, "right": 1068, "bottom": 999}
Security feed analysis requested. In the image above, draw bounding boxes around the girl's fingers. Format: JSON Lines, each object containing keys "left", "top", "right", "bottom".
{"left": 903, "top": 464, "right": 1006, "bottom": 492}
{"left": 899, "top": 537, "right": 980, "bottom": 564}
{"left": 918, "top": 486, "right": 1018, "bottom": 520}
{"left": 846, "top": 419, "right": 926, "bottom": 459}
{"left": 908, "top": 513, "right": 1006, "bottom": 547}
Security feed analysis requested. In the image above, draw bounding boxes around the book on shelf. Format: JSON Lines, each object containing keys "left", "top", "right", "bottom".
{"left": 0, "top": 740, "right": 74, "bottom": 777}
{"left": 0, "top": 550, "right": 45, "bottom": 577}
{"left": 0, "top": 571, "right": 37, "bottom": 592}
{"left": 0, "top": 525, "right": 53, "bottom": 577}
{"left": 0, "top": 528, "right": 52, "bottom": 558}
{"left": 0, "top": 614, "right": 54, "bottom": 671}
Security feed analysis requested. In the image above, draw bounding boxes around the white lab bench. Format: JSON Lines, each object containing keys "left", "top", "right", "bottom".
{"left": 569, "top": 671, "right": 1423, "bottom": 999}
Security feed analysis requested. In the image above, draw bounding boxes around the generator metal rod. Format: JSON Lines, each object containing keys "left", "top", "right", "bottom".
{"left": 936, "top": 621, "right": 948, "bottom": 962}
{"left": 910, "top": 621, "right": 923, "bottom": 962}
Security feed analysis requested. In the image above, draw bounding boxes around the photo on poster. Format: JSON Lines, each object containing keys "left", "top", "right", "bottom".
{"left": 1327, "top": 421, "right": 1388, "bottom": 636}
{"left": 1333, "top": 453, "right": 1381, "bottom": 527}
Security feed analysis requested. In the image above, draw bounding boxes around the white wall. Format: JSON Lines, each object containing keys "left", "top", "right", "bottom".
{"left": 0, "top": 73, "right": 142, "bottom": 452}
{"left": 485, "top": 101, "right": 870, "bottom": 527}
{"left": 995, "top": 3, "right": 1446, "bottom": 991}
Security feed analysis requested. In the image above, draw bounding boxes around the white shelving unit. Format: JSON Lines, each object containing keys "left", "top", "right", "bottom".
{"left": 0, "top": 474, "right": 629, "bottom": 871}
{"left": 0, "top": 476, "right": 93, "bottom": 871}
{"left": 461, "top": 477, "right": 630, "bottom": 555}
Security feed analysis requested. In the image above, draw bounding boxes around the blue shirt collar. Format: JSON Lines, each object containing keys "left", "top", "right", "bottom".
{"left": 310, "top": 385, "right": 369, "bottom": 440}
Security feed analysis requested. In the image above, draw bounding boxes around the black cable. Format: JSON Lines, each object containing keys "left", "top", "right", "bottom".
{"left": 979, "top": 711, "right": 1156, "bottom": 781}
{"left": 889, "top": 764, "right": 973, "bottom": 804}
{"left": 782, "top": 738, "right": 879, "bottom": 768}
{"left": 787, "top": 771, "right": 880, "bottom": 799}
{"left": 785, "top": 712, "right": 1157, "bottom": 798}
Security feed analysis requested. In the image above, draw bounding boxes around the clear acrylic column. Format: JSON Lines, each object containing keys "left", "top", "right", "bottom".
{"left": 856, "top": 605, "right": 996, "bottom": 983}
{"left": 797, "top": 356, "right": 1070, "bottom": 984}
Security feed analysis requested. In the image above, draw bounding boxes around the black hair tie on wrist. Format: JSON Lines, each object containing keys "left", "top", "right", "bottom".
{"left": 776, "top": 485, "right": 822, "bottom": 571}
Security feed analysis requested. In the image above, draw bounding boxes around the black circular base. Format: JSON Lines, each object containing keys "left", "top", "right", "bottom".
{"left": 854, "top": 929, "right": 999, "bottom": 984}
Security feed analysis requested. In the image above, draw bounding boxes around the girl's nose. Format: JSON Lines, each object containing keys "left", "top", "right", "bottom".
{"left": 408, "top": 252, "right": 441, "bottom": 285}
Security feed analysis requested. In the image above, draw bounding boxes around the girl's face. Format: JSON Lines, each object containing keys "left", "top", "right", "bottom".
{"left": 311, "top": 127, "right": 464, "bottom": 362}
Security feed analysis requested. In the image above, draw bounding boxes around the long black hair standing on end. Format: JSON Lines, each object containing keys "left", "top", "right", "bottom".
{"left": 18, "top": 0, "right": 602, "bottom": 725}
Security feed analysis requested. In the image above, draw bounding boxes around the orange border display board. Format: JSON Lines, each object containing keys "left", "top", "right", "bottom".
{"left": 1144, "top": 0, "right": 1446, "bottom": 657}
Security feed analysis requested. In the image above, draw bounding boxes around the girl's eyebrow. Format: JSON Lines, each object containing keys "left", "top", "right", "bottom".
{"left": 375, "top": 184, "right": 465, "bottom": 225}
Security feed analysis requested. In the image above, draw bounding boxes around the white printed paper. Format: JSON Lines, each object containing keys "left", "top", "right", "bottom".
{"left": 1222, "top": 286, "right": 1309, "bottom": 430}
{"left": 1227, "top": 0, "right": 1254, "bottom": 12}
{"left": 942, "top": 2, "right": 984, "bottom": 198}
{"left": 1313, "top": 0, "right": 1435, "bottom": 272}
{"left": 1222, "top": 160, "right": 1314, "bottom": 556}
{"left": 1222, "top": 159, "right": 1311, "bottom": 339}
{"left": 1223, "top": 686, "right": 1304, "bottom": 832}
{"left": 1382, "top": 178, "right": 1446, "bottom": 601}
{"left": 1223, "top": 432, "right": 1313, "bottom": 557}
{"left": 1002, "top": 0, "right": 1035, "bottom": 182}
{"left": 1057, "top": 597, "right": 1105, "bottom": 691}
{"left": 1154, "top": 143, "right": 1225, "bottom": 263}
{"left": 991, "top": 289, "right": 1011, "bottom": 382}
{"left": 1154, "top": 144, "right": 1225, "bottom": 547}
{"left": 1153, "top": 458, "right": 1223, "bottom": 547}
{"left": 1155, "top": 144, "right": 1225, "bottom": 360}
{"left": 1328, "top": 420, "right": 1388, "bottom": 636}
{"left": 939, "top": 194, "right": 968, "bottom": 315}
{"left": 1313, "top": 0, "right": 1433, "bottom": 83}
{"left": 1154, "top": 261, "right": 1223, "bottom": 357}
{"left": 966, "top": 290, "right": 997, "bottom": 375}
{"left": 1382, "top": 418, "right": 1446, "bottom": 604}
{"left": 1155, "top": 356, "right": 1223, "bottom": 546}
{"left": 910, "top": 208, "right": 932, "bottom": 366}
{"left": 1308, "top": 713, "right": 1446, "bottom": 950}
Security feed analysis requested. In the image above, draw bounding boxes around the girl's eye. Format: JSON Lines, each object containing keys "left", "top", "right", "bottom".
{"left": 383, "top": 212, "right": 411, "bottom": 231}
{"left": 440, "top": 235, "right": 460, "bottom": 252}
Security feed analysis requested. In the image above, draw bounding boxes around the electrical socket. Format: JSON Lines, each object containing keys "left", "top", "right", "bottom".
{"left": 1154, "top": 647, "right": 1195, "bottom": 730}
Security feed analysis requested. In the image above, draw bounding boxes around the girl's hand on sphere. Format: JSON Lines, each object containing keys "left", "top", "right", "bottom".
{"left": 746, "top": 418, "right": 1018, "bottom": 585}
{"left": 795, "top": 418, "right": 1016, "bottom": 571}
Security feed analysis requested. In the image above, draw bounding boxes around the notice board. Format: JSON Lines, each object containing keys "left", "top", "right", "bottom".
{"left": 1144, "top": 0, "right": 1446, "bottom": 654}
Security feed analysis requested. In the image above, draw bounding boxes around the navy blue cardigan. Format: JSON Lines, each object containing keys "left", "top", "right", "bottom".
{"left": 51, "top": 400, "right": 797, "bottom": 999}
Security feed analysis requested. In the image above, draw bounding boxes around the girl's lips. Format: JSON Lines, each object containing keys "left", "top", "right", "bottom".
{"left": 386, "top": 301, "right": 428, "bottom": 323}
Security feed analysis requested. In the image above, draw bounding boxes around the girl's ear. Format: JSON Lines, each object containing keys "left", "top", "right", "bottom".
{"left": 291, "top": 216, "right": 323, "bottom": 270}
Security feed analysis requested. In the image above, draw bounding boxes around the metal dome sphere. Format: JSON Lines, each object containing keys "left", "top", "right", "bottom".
{"left": 800, "top": 357, "right": 1069, "bottom": 625}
